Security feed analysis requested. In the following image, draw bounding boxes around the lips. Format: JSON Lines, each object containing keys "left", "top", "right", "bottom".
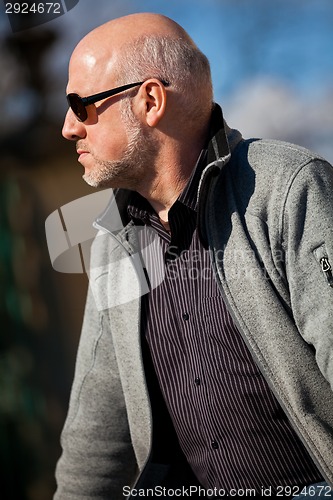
{"left": 77, "top": 149, "right": 90, "bottom": 162}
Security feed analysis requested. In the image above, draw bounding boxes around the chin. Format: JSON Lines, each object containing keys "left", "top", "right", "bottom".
{"left": 82, "top": 172, "right": 104, "bottom": 188}
{"left": 82, "top": 173, "right": 122, "bottom": 190}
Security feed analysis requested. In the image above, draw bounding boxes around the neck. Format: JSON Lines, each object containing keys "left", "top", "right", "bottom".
{"left": 137, "top": 135, "right": 206, "bottom": 222}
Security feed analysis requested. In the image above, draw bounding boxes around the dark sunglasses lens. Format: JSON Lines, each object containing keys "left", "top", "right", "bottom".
{"left": 67, "top": 94, "right": 87, "bottom": 122}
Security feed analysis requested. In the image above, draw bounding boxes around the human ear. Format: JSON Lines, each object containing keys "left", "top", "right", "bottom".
{"left": 139, "top": 79, "right": 167, "bottom": 127}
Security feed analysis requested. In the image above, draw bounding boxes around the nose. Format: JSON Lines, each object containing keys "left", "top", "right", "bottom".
{"left": 62, "top": 108, "right": 86, "bottom": 141}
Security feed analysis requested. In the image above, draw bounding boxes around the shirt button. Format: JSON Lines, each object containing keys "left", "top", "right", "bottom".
{"left": 194, "top": 377, "right": 201, "bottom": 386}
{"left": 182, "top": 312, "right": 189, "bottom": 321}
{"left": 211, "top": 440, "right": 219, "bottom": 450}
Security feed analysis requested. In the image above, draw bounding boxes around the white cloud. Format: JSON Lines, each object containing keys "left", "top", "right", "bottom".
{"left": 223, "top": 78, "right": 333, "bottom": 162}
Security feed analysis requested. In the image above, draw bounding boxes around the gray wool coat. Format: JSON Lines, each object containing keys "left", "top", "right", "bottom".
{"left": 54, "top": 105, "right": 333, "bottom": 499}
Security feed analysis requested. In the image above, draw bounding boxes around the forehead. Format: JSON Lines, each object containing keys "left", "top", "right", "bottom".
{"left": 66, "top": 42, "right": 117, "bottom": 95}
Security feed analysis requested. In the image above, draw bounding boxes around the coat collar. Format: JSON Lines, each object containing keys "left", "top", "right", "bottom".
{"left": 197, "top": 104, "right": 242, "bottom": 246}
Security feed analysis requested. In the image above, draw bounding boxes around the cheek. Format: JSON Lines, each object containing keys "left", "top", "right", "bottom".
{"left": 90, "top": 121, "right": 129, "bottom": 160}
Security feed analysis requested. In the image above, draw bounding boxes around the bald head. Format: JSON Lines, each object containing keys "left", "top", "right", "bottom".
{"left": 75, "top": 13, "right": 196, "bottom": 54}
{"left": 69, "top": 13, "right": 213, "bottom": 127}
{"left": 71, "top": 13, "right": 195, "bottom": 81}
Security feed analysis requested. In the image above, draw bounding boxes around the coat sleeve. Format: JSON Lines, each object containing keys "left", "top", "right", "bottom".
{"left": 283, "top": 157, "right": 333, "bottom": 390}
{"left": 54, "top": 283, "right": 138, "bottom": 499}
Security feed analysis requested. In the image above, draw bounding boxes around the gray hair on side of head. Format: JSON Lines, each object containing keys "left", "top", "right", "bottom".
{"left": 114, "top": 35, "right": 214, "bottom": 124}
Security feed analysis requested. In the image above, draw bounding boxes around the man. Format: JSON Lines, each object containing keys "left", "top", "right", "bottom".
{"left": 55, "top": 12, "right": 333, "bottom": 500}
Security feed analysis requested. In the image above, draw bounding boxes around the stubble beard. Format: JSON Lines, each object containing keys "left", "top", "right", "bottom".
{"left": 82, "top": 100, "right": 158, "bottom": 190}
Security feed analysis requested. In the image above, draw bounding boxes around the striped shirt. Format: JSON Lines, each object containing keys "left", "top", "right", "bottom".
{"left": 127, "top": 153, "right": 322, "bottom": 495}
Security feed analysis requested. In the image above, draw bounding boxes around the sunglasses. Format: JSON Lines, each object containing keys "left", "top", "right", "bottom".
{"left": 66, "top": 79, "right": 170, "bottom": 122}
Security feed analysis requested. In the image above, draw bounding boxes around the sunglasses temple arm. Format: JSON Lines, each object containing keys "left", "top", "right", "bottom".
{"left": 82, "top": 82, "right": 145, "bottom": 106}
